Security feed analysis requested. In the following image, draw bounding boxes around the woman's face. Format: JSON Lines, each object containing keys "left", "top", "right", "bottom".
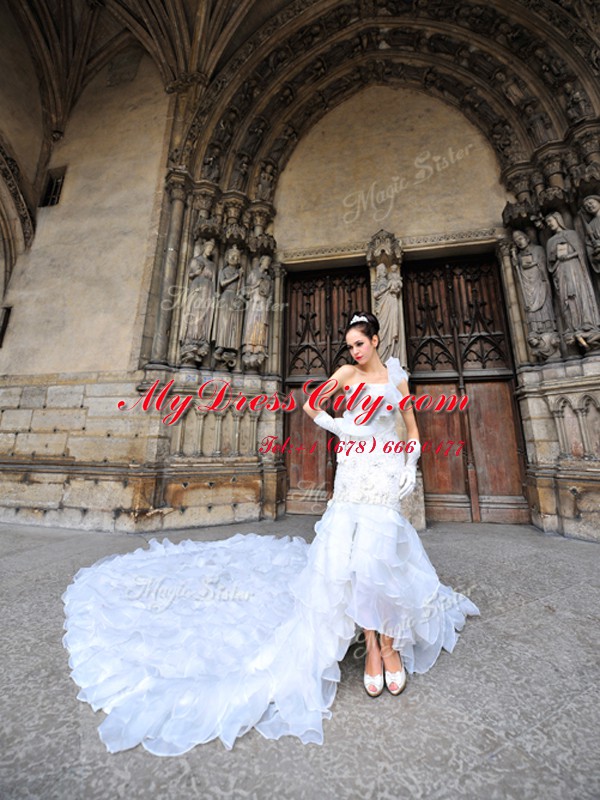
{"left": 584, "top": 197, "right": 600, "bottom": 214}
{"left": 345, "top": 327, "right": 378, "bottom": 364}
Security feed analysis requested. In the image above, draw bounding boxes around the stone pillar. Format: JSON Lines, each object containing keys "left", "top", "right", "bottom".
{"left": 496, "top": 239, "right": 529, "bottom": 366}
{"left": 150, "top": 172, "right": 189, "bottom": 365}
{"left": 268, "top": 261, "right": 285, "bottom": 375}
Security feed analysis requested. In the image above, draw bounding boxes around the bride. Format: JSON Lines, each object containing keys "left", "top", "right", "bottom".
{"left": 62, "top": 311, "right": 480, "bottom": 756}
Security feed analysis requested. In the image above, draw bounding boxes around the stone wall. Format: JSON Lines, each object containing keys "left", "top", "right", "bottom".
{"left": 0, "top": 55, "right": 168, "bottom": 377}
{"left": 518, "top": 357, "right": 600, "bottom": 540}
{"left": 274, "top": 86, "right": 507, "bottom": 256}
{"left": 0, "top": 54, "right": 180, "bottom": 531}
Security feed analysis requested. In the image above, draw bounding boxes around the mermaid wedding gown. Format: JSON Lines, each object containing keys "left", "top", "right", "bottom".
{"left": 62, "top": 357, "right": 480, "bottom": 756}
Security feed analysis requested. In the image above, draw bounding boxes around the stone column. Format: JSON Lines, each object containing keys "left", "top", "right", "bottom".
{"left": 268, "top": 261, "right": 285, "bottom": 375}
{"left": 150, "top": 172, "right": 189, "bottom": 365}
{"left": 496, "top": 239, "right": 529, "bottom": 366}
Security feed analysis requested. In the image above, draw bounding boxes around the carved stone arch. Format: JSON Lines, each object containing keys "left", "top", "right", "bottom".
{"left": 551, "top": 395, "right": 586, "bottom": 458}
{"left": 247, "top": 57, "right": 532, "bottom": 180}
{"left": 510, "top": 1, "right": 600, "bottom": 104}
{"left": 183, "top": 0, "right": 600, "bottom": 181}
{"left": 0, "top": 145, "right": 33, "bottom": 299}
{"left": 579, "top": 393, "right": 600, "bottom": 458}
{"left": 0, "top": 192, "right": 21, "bottom": 298}
{"left": 197, "top": 55, "right": 531, "bottom": 200}
{"left": 551, "top": 395, "right": 574, "bottom": 415}
{"left": 580, "top": 394, "right": 600, "bottom": 415}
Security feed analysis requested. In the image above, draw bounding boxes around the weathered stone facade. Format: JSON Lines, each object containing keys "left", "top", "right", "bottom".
{"left": 0, "top": 0, "right": 599, "bottom": 539}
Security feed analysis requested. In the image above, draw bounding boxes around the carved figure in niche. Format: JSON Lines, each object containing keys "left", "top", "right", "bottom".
{"left": 510, "top": 230, "right": 559, "bottom": 361}
{"left": 179, "top": 239, "right": 217, "bottom": 366}
{"left": 494, "top": 71, "right": 528, "bottom": 107}
{"left": 545, "top": 212, "right": 600, "bottom": 350}
{"left": 201, "top": 144, "right": 221, "bottom": 182}
{"left": 373, "top": 262, "right": 402, "bottom": 362}
{"left": 534, "top": 48, "right": 571, "bottom": 85}
{"left": 523, "top": 102, "right": 552, "bottom": 147}
{"left": 268, "top": 125, "right": 297, "bottom": 163}
{"left": 564, "top": 82, "right": 593, "bottom": 122}
{"left": 581, "top": 195, "right": 600, "bottom": 273}
{"left": 244, "top": 117, "right": 267, "bottom": 156}
{"left": 256, "top": 162, "right": 276, "bottom": 201}
{"left": 212, "top": 245, "right": 244, "bottom": 368}
{"left": 214, "top": 108, "right": 238, "bottom": 150}
{"left": 307, "top": 57, "right": 327, "bottom": 82}
{"left": 242, "top": 255, "right": 274, "bottom": 370}
{"left": 230, "top": 153, "right": 251, "bottom": 191}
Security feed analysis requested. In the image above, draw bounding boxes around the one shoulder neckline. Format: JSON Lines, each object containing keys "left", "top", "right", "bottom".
{"left": 345, "top": 366, "right": 390, "bottom": 389}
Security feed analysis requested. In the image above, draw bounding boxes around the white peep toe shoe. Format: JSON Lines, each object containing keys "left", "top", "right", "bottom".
{"left": 384, "top": 664, "right": 407, "bottom": 696}
{"left": 364, "top": 660, "right": 385, "bottom": 698}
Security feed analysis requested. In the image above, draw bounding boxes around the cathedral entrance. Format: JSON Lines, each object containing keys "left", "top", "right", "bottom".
{"left": 403, "top": 253, "right": 530, "bottom": 523}
{"left": 283, "top": 266, "right": 371, "bottom": 514}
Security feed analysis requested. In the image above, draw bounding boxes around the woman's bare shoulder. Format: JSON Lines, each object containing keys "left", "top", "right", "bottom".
{"left": 329, "top": 363, "right": 357, "bottom": 389}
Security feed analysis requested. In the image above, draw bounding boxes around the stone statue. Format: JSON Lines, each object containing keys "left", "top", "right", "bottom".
{"left": 244, "top": 117, "right": 267, "bottom": 156}
{"left": 179, "top": 239, "right": 217, "bottom": 366}
{"left": 523, "top": 101, "right": 552, "bottom": 147}
{"left": 373, "top": 262, "right": 402, "bottom": 361}
{"left": 242, "top": 255, "right": 273, "bottom": 370}
{"left": 564, "top": 82, "right": 593, "bottom": 123}
{"left": 510, "top": 230, "right": 559, "bottom": 361}
{"left": 545, "top": 212, "right": 600, "bottom": 350}
{"left": 581, "top": 195, "right": 600, "bottom": 274}
{"left": 256, "top": 163, "right": 276, "bottom": 202}
{"left": 230, "top": 153, "right": 251, "bottom": 191}
{"left": 201, "top": 144, "right": 221, "bottom": 182}
{"left": 212, "top": 245, "right": 244, "bottom": 367}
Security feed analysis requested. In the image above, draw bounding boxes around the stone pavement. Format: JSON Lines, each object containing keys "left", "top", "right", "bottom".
{"left": 1, "top": 516, "right": 598, "bottom": 800}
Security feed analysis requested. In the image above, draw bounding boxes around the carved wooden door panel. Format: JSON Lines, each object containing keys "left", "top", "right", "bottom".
{"left": 284, "top": 267, "right": 371, "bottom": 513}
{"left": 403, "top": 254, "right": 530, "bottom": 523}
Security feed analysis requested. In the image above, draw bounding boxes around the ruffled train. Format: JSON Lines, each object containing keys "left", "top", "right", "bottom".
{"left": 62, "top": 500, "right": 480, "bottom": 755}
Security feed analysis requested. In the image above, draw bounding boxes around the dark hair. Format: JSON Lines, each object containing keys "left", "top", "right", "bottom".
{"left": 345, "top": 311, "right": 380, "bottom": 341}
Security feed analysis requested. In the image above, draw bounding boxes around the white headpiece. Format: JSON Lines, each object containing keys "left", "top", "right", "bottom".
{"left": 350, "top": 314, "right": 369, "bottom": 325}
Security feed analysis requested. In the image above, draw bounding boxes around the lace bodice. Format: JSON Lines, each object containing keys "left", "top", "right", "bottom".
{"left": 337, "top": 356, "right": 408, "bottom": 438}
{"left": 332, "top": 357, "right": 411, "bottom": 510}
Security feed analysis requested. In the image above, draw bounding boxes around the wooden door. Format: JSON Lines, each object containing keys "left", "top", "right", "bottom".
{"left": 283, "top": 266, "right": 371, "bottom": 513}
{"left": 403, "top": 254, "right": 530, "bottom": 523}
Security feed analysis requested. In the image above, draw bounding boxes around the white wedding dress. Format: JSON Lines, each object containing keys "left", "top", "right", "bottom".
{"left": 62, "top": 357, "right": 480, "bottom": 756}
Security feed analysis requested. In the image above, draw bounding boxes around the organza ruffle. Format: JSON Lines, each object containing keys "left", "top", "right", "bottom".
{"left": 62, "top": 500, "right": 479, "bottom": 755}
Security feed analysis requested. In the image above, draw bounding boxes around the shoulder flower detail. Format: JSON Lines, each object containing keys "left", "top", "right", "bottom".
{"left": 385, "top": 356, "right": 409, "bottom": 405}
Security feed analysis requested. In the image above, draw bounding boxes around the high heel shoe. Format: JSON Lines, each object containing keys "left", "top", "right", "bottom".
{"left": 384, "top": 662, "right": 407, "bottom": 696}
{"left": 363, "top": 659, "right": 384, "bottom": 697}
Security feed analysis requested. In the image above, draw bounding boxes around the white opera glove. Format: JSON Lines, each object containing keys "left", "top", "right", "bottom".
{"left": 313, "top": 410, "right": 345, "bottom": 438}
{"left": 398, "top": 440, "right": 421, "bottom": 500}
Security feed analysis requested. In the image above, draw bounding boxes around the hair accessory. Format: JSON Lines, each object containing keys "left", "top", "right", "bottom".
{"left": 350, "top": 314, "right": 369, "bottom": 325}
